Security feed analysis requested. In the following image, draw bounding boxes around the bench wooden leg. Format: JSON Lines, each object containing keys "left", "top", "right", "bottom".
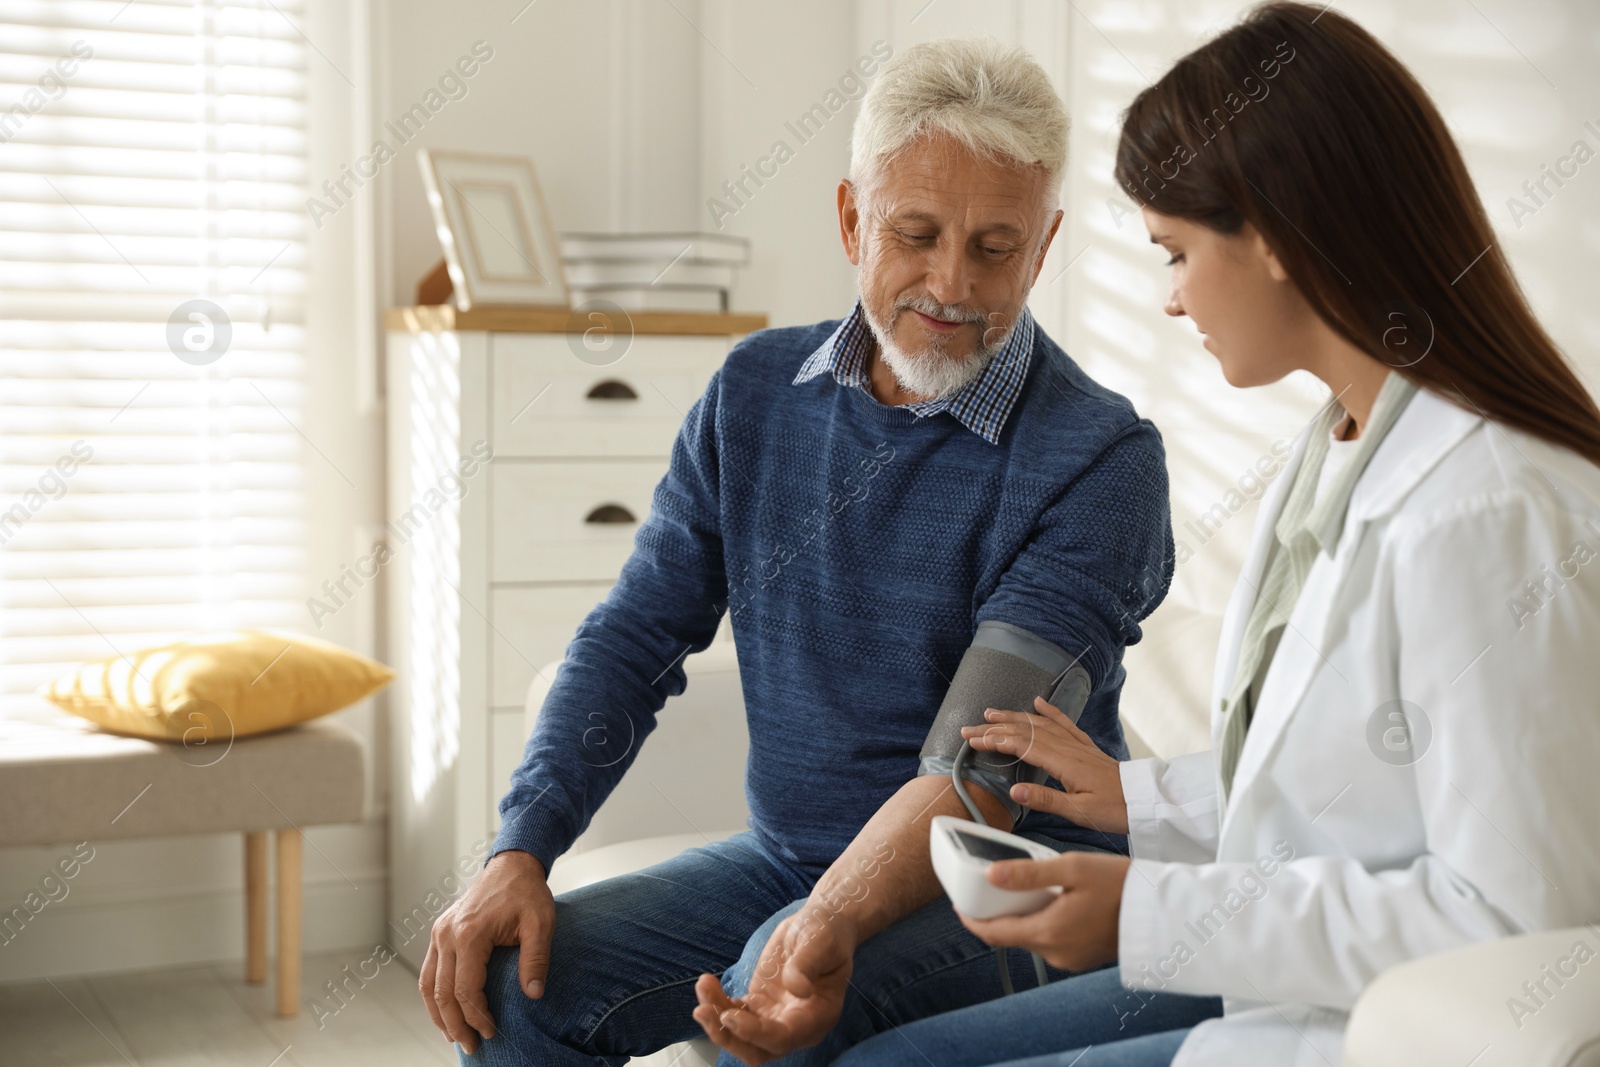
{"left": 275, "top": 828, "right": 302, "bottom": 1018}
{"left": 244, "top": 831, "right": 268, "bottom": 983}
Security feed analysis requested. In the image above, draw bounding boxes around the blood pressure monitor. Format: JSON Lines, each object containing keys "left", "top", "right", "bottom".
{"left": 930, "top": 814, "right": 1063, "bottom": 919}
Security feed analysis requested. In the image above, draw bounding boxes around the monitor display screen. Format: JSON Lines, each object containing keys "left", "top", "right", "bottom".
{"left": 951, "top": 828, "right": 1034, "bottom": 863}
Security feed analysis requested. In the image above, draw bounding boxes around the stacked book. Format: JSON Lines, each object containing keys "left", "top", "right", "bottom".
{"left": 560, "top": 232, "right": 750, "bottom": 313}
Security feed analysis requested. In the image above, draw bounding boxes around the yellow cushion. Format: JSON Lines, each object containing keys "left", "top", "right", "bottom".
{"left": 40, "top": 630, "right": 394, "bottom": 743}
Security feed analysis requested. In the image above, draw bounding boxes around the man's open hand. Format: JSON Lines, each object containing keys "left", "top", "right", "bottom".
{"left": 692, "top": 905, "right": 855, "bottom": 1065}
{"left": 420, "top": 850, "right": 555, "bottom": 1055}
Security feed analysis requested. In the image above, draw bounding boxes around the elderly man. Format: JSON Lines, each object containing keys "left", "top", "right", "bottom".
{"left": 423, "top": 35, "right": 1174, "bottom": 1067}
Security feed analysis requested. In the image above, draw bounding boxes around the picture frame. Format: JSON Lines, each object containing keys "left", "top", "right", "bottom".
{"left": 416, "top": 149, "right": 568, "bottom": 310}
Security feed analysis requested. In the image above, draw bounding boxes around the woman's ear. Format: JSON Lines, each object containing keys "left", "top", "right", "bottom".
{"left": 1253, "top": 226, "right": 1292, "bottom": 283}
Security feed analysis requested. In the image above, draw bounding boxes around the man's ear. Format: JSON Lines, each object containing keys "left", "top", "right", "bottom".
{"left": 838, "top": 179, "right": 863, "bottom": 266}
{"left": 1029, "top": 208, "right": 1065, "bottom": 287}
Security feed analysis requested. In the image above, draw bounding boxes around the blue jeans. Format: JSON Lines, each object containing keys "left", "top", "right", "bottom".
{"left": 460, "top": 828, "right": 1205, "bottom": 1067}
{"left": 832, "top": 963, "right": 1220, "bottom": 1066}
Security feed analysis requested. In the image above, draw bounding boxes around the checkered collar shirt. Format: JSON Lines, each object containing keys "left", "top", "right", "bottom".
{"left": 791, "top": 300, "right": 1036, "bottom": 445}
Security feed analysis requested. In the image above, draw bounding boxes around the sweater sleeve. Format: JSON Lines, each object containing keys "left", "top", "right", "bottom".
{"left": 490, "top": 367, "right": 730, "bottom": 873}
{"left": 968, "top": 419, "right": 1174, "bottom": 850}
{"left": 975, "top": 419, "right": 1174, "bottom": 692}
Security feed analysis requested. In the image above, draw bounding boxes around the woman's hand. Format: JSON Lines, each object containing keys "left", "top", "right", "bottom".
{"left": 961, "top": 695, "right": 1130, "bottom": 834}
{"left": 957, "top": 851, "right": 1131, "bottom": 973}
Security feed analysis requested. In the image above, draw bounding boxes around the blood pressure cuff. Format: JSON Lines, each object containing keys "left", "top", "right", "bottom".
{"left": 918, "top": 620, "right": 1093, "bottom": 825}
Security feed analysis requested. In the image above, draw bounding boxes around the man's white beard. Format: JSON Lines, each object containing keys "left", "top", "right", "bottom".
{"left": 860, "top": 286, "right": 1025, "bottom": 400}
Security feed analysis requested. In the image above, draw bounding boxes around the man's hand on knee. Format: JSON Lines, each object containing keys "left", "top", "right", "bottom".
{"left": 419, "top": 850, "right": 555, "bottom": 1055}
{"left": 693, "top": 904, "right": 855, "bottom": 1065}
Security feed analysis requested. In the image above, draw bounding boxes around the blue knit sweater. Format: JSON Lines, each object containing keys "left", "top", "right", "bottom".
{"left": 493, "top": 315, "right": 1175, "bottom": 881}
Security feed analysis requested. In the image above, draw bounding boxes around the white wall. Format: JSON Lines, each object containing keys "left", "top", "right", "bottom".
{"left": 697, "top": 0, "right": 863, "bottom": 323}
{"left": 375, "top": 0, "right": 705, "bottom": 310}
{"left": 5, "top": 0, "right": 1593, "bottom": 987}
{"left": 373, "top": 0, "right": 865, "bottom": 327}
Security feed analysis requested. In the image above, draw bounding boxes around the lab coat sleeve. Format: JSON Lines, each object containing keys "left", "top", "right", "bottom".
{"left": 1119, "top": 750, "right": 1220, "bottom": 864}
{"left": 1117, "top": 492, "right": 1600, "bottom": 1010}
{"left": 1117, "top": 852, "right": 1519, "bottom": 1010}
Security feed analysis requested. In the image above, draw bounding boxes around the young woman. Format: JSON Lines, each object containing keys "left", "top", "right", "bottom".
{"left": 834, "top": 3, "right": 1600, "bottom": 1065}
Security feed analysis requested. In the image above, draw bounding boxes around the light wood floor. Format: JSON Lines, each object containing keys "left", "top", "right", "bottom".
{"left": 0, "top": 952, "right": 456, "bottom": 1066}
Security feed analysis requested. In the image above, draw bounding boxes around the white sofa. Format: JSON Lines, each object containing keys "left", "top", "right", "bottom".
{"left": 528, "top": 640, "right": 751, "bottom": 1067}
{"left": 524, "top": 604, "right": 1600, "bottom": 1066}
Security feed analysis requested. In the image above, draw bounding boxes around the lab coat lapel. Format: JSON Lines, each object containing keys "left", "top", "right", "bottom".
{"left": 1209, "top": 419, "right": 1315, "bottom": 751}
{"left": 1217, "top": 386, "right": 1484, "bottom": 839}
{"left": 1341, "top": 387, "right": 1482, "bottom": 529}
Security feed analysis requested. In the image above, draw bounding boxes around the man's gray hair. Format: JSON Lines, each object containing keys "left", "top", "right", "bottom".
{"left": 849, "top": 36, "right": 1069, "bottom": 214}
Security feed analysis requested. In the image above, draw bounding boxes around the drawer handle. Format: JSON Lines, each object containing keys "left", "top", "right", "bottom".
{"left": 584, "top": 503, "right": 637, "bottom": 524}
{"left": 586, "top": 379, "right": 638, "bottom": 400}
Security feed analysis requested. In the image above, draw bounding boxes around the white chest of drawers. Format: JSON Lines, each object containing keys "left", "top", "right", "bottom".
{"left": 382, "top": 305, "right": 762, "bottom": 964}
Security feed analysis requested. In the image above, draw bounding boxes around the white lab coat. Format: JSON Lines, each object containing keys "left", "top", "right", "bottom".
{"left": 1115, "top": 385, "right": 1600, "bottom": 1066}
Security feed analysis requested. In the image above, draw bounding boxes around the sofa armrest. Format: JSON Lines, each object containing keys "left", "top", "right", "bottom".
{"left": 1342, "top": 926, "right": 1600, "bottom": 1067}
{"left": 522, "top": 643, "right": 750, "bottom": 857}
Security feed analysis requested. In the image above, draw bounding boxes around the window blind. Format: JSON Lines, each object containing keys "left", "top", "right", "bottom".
{"left": 0, "top": 0, "right": 310, "bottom": 708}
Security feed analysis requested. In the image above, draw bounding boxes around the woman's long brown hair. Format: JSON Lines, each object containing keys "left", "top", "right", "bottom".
{"left": 1114, "top": 1, "right": 1600, "bottom": 466}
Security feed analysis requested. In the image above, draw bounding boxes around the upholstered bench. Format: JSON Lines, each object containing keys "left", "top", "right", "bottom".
{"left": 0, "top": 699, "right": 365, "bottom": 1017}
